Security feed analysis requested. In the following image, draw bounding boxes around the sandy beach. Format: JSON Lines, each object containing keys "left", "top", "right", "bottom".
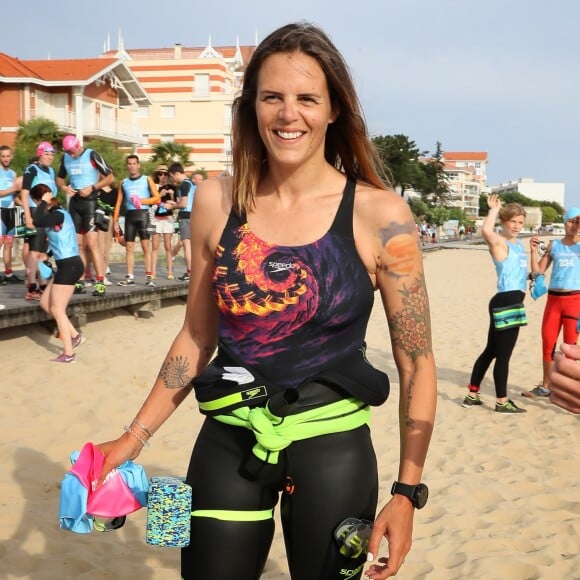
{"left": 0, "top": 245, "right": 578, "bottom": 579}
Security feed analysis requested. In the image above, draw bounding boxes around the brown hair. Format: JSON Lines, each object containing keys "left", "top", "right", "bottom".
{"left": 231, "top": 21, "right": 388, "bottom": 215}
{"left": 29, "top": 183, "right": 53, "bottom": 203}
{"left": 499, "top": 203, "right": 526, "bottom": 222}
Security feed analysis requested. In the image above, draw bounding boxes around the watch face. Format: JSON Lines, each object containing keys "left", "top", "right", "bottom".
{"left": 415, "top": 484, "right": 429, "bottom": 509}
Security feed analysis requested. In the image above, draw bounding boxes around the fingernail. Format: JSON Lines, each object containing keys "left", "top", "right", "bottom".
{"left": 367, "top": 552, "right": 374, "bottom": 562}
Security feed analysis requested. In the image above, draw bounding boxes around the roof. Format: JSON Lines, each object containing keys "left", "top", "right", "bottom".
{"left": 23, "top": 58, "right": 118, "bottom": 81}
{"left": 443, "top": 152, "right": 488, "bottom": 161}
{"left": 102, "top": 44, "right": 256, "bottom": 70}
{"left": 0, "top": 53, "right": 150, "bottom": 106}
{"left": 0, "top": 53, "right": 41, "bottom": 78}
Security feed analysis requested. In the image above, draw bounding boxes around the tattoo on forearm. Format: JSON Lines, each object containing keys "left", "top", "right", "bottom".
{"left": 159, "top": 355, "right": 194, "bottom": 390}
{"left": 379, "top": 224, "right": 421, "bottom": 279}
{"left": 388, "top": 273, "right": 432, "bottom": 361}
{"left": 406, "top": 379, "right": 416, "bottom": 429}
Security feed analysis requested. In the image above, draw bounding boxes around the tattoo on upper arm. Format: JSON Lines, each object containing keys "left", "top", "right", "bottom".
{"left": 388, "top": 273, "right": 432, "bottom": 361}
{"left": 159, "top": 355, "right": 194, "bottom": 390}
{"left": 379, "top": 223, "right": 421, "bottom": 279}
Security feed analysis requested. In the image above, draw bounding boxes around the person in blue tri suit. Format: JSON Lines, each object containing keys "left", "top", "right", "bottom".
{"left": 113, "top": 155, "right": 160, "bottom": 287}
{"left": 57, "top": 135, "right": 114, "bottom": 297}
{"left": 166, "top": 163, "right": 196, "bottom": 281}
{"left": 20, "top": 142, "right": 55, "bottom": 301}
{"left": 0, "top": 145, "right": 23, "bottom": 283}
{"left": 30, "top": 183, "right": 84, "bottom": 364}
{"left": 463, "top": 194, "right": 528, "bottom": 413}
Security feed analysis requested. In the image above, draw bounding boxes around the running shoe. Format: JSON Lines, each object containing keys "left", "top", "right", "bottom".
{"left": 74, "top": 281, "right": 87, "bottom": 294}
{"left": 146, "top": 276, "right": 156, "bottom": 287}
{"left": 462, "top": 394, "right": 483, "bottom": 408}
{"left": 495, "top": 399, "right": 527, "bottom": 413}
{"left": 51, "top": 353, "right": 76, "bottom": 364}
{"left": 72, "top": 333, "right": 86, "bottom": 349}
{"left": 178, "top": 272, "right": 190, "bottom": 281}
{"left": 103, "top": 276, "right": 113, "bottom": 286}
{"left": 25, "top": 288, "right": 42, "bottom": 301}
{"left": 167, "top": 274, "right": 175, "bottom": 280}
{"left": 522, "top": 385, "right": 551, "bottom": 398}
{"left": 117, "top": 276, "right": 135, "bottom": 286}
{"left": 84, "top": 278, "right": 95, "bottom": 287}
{"left": 4, "top": 273, "right": 23, "bottom": 283}
{"left": 92, "top": 281, "right": 106, "bottom": 297}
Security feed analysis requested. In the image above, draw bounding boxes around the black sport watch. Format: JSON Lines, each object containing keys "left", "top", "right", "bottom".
{"left": 390, "top": 481, "right": 429, "bottom": 509}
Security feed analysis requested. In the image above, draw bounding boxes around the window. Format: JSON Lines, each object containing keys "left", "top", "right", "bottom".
{"left": 136, "top": 106, "right": 149, "bottom": 118}
{"left": 160, "top": 134, "right": 174, "bottom": 143}
{"left": 160, "top": 105, "right": 175, "bottom": 119}
{"left": 194, "top": 74, "right": 210, "bottom": 98}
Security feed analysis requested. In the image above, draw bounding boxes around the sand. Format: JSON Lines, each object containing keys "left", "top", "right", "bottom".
{"left": 0, "top": 246, "right": 578, "bottom": 579}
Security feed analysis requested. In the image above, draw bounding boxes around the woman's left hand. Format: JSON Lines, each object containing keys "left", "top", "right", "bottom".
{"left": 365, "top": 496, "right": 414, "bottom": 579}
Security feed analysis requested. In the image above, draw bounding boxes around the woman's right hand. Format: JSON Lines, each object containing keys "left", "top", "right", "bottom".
{"left": 96, "top": 433, "right": 144, "bottom": 486}
{"left": 487, "top": 194, "right": 502, "bottom": 210}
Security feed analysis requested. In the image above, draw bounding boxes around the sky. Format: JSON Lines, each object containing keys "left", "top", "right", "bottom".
{"left": 3, "top": 0, "right": 580, "bottom": 207}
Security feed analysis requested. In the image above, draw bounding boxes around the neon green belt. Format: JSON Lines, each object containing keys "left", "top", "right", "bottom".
{"left": 213, "top": 398, "right": 370, "bottom": 465}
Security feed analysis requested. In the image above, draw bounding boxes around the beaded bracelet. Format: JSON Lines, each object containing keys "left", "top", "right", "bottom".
{"left": 123, "top": 425, "right": 149, "bottom": 448}
{"left": 132, "top": 418, "right": 154, "bottom": 438}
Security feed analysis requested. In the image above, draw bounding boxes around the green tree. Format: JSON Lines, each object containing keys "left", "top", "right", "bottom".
{"left": 541, "top": 206, "right": 558, "bottom": 224}
{"left": 408, "top": 198, "right": 430, "bottom": 222}
{"left": 421, "top": 141, "right": 450, "bottom": 207}
{"left": 13, "top": 117, "right": 61, "bottom": 174}
{"left": 372, "top": 134, "right": 427, "bottom": 196}
{"left": 151, "top": 141, "right": 193, "bottom": 167}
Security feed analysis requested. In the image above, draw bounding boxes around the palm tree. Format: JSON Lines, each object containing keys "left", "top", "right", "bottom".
{"left": 151, "top": 141, "right": 193, "bottom": 167}
{"left": 13, "top": 117, "right": 61, "bottom": 173}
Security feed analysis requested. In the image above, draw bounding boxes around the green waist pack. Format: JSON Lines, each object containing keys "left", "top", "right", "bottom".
{"left": 492, "top": 303, "right": 527, "bottom": 330}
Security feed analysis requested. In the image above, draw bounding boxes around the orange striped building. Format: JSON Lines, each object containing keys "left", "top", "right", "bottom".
{"left": 103, "top": 40, "right": 256, "bottom": 176}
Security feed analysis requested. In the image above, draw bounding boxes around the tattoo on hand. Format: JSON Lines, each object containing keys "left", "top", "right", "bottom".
{"left": 388, "top": 274, "right": 432, "bottom": 361}
{"left": 159, "top": 355, "right": 193, "bottom": 390}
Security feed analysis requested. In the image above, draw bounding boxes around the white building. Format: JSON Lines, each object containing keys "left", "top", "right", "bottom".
{"left": 490, "top": 178, "right": 564, "bottom": 207}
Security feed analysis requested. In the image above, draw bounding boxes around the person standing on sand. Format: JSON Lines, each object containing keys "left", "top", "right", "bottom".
{"left": 93, "top": 22, "right": 436, "bottom": 580}
{"left": 524, "top": 207, "right": 580, "bottom": 398}
{"left": 463, "top": 194, "right": 528, "bottom": 413}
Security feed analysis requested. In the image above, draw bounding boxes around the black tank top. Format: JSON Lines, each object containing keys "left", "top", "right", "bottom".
{"left": 212, "top": 178, "right": 375, "bottom": 389}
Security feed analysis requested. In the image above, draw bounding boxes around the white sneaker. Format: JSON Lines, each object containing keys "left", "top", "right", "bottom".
{"left": 106, "top": 267, "right": 112, "bottom": 275}
{"left": 103, "top": 276, "right": 113, "bottom": 286}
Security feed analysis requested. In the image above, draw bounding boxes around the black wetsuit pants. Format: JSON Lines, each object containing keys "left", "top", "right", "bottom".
{"left": 182, "top": 417, "right": 378, "bottom": 580}
{"left": 470, "top": 290, "right": 525, "bottom": 399}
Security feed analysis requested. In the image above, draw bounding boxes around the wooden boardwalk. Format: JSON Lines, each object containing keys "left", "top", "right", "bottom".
{"left": 0, "top": 263, "right": 189, "bottom": 331}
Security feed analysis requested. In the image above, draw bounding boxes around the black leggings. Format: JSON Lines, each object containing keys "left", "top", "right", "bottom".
{"left": 182, "top": 417, "right": 378, "bottom": 580}
{"left": 469, "top": 290, "right": 525, "bottom": 399}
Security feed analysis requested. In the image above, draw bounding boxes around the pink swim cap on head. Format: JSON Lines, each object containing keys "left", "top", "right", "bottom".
{"left": 63, "top": 135, "right": 80, "bottom": 152}
{"left": 36, "top": 141, "right": 55, "bottom": 156}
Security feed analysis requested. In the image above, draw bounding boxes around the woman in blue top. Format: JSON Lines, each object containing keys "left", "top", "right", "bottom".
{"left": 463, "top": 194, "right": 528, "bottom": 413}
{"left": 31, "top": 183, "right": 84, "bottom": 363}
{"left": 525, "top": 207, "right": 580, "bottom": 397}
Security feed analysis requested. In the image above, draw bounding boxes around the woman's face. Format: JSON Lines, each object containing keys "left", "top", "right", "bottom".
{"left": 255, "top": 51, "right": 337, "bottom": 171}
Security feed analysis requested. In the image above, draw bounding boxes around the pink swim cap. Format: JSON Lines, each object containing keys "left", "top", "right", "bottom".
{"left": 36, "top": 141, "right": 55, "bottom": 156}
{"left": 63, "top": 135, "right": 80, "bottom": 153}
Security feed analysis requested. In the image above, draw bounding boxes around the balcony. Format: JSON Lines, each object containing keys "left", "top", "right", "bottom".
{"left": 27, "top": 108, "right": 147, "bottom": 147}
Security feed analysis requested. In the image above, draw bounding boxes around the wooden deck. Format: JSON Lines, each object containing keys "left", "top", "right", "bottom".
{"left": 0, "top": 263, "right": 189, "bottom": 331}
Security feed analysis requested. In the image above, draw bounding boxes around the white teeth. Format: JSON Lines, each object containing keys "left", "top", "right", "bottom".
{"left": 276, "top": 131, "right": 302, "bottom": 139}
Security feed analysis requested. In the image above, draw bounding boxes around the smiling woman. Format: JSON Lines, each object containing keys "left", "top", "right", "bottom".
{"left": 93, "top": 22, "right": 436, "bottom": 580}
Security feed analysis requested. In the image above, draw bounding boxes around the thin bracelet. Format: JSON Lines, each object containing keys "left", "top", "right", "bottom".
{"left": 132, "top": 418, "right": 154, "bottom": 438}
{"left": 123, "top": 425, "right": 149, "bottom": 448}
